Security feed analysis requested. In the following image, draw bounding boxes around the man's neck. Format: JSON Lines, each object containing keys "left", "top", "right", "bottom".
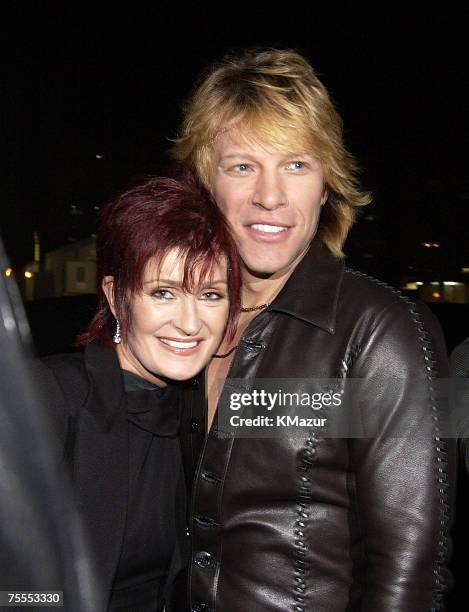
{"left": 241, "top": 249, "right": 308, "bottom": 309}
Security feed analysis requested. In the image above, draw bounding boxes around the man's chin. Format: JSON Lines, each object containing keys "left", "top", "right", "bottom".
{"left": 241, "top": 257, "right": 294, "bottom": 280}
{"left": 240, "top": 247, "right": 310, "bottom": 280}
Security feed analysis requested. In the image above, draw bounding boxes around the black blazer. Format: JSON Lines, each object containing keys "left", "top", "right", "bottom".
{"left": 37, "top": 342, "right": 188, "bottom": 611}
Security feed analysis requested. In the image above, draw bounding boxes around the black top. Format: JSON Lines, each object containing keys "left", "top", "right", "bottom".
{"left": 109, "top": 371, "right": 182, "bottom": 611}
{"left": 37, "top": 343, "right": 189, "bottom": 611}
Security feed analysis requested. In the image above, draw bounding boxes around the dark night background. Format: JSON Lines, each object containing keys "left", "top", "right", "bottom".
{"left": 4, "top": 3, "right": 469, "bottom": 276}
{"left": 3, "top": 2, "right": 469, "bottom": 608}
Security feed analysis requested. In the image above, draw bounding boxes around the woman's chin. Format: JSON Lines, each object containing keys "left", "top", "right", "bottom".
{"left": 157, "top": 366, "right": 202, "bottom": 382}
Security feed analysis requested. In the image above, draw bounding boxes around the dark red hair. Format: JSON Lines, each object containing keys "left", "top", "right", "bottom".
{"left": 78, "top": 175, "right": 241, "bottom": 346}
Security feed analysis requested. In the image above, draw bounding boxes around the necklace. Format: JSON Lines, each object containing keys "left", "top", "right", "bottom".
{"left": 240, "top": 301, "right": 271, "bottom": 313}
{"left": 213, "top": 302, "right": 271, "bottom": 358}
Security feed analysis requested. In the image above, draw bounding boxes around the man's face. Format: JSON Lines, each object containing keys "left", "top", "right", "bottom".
{"left": 212, "top": 128, "right": 327, "bottom": 277}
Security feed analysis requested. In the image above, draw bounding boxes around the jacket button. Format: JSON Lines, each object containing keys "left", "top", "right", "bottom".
{"left": 201, "top": 471, "right": 220, "bottom": 484}
{"left": 190, "top": 418, "right": 199, "bottom": 432}
{"left": 195, "top": 515, "right": 218, "bottom": 528}
{"left": 193, "top": 551, "right": 213, "bottom": 569}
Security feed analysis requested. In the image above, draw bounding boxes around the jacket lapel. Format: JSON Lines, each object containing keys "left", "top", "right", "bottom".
{"left": 268, "top": 238, "right": 344, "bottom": 333}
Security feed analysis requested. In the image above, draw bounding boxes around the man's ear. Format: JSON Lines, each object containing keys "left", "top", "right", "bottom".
{"left": 102, "top": 276, "right": 117, "bottom": 318}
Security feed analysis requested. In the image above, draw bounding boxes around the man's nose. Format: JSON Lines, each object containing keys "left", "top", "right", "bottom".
{"left": 252, "top": 169, "right": 287, "bottom": 211}
{"left": 173, "top": 298, "right": 203, "bottom": 336}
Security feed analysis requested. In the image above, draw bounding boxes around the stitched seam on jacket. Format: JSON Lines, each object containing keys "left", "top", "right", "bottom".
{"left": 293, "top": 429, "right": 319, "bottom": 612}
{"left": 291, "top": 313, "right": 361, "bottom": 610}
{"left": 338, "top": 343, "right": 363, "bottom": 380}
{"left": 345, "top": 266, "right": 450, "bottom": 611}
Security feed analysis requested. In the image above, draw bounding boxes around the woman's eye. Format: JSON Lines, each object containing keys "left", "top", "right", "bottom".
{"left": 201, "top": 291, "right": 224, "bottom": 301}
{"left": 152, "top": 289, "right": 174, "bottom": 299}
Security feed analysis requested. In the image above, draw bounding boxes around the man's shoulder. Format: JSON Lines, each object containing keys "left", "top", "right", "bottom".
{"left": 339, "top": 265, "right": 442, "bottom": 335}
{"left": 337, "top": 266, "right": 449, "bottom": 379}
{"left": 341, "top": 266, "right": 403, "bottom": 309}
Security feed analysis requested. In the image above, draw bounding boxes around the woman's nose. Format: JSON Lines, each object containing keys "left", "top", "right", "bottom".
{"left": 173, "top": 298, "right": 203, "bottom": 336}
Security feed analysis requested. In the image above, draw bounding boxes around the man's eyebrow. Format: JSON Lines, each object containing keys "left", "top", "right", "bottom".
{"left": 219, "top": 152, "right": 311, "bottom": 161}
{"left": 219, "top": 153, "right": 258, "bottom": 161}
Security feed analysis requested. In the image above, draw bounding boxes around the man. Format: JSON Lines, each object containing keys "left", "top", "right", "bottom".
{"left": 173, "top": 48, "right": 454, "bottom": 611}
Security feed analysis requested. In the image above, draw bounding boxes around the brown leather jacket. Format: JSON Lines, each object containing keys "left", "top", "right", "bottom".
{"left": 181, "top": 239, "right": 455, "bottom": 612}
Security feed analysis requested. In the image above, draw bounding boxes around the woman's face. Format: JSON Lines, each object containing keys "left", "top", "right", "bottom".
{"left": 104, "top": 250, "right": 229, "bottom": 386}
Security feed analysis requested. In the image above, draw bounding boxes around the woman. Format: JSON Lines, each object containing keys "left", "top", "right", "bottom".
{"left": 39, "top": 176, "right": 241, "bottom": 611}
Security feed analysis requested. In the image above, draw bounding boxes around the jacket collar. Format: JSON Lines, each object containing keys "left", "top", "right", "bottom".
{"left": 267, "top": 238, "right": 344, "bottom": 334}
{"left": 84, "top": 341, "right": 124, "bottom": 428}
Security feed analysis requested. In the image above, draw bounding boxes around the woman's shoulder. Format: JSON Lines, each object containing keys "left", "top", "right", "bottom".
{"left": 40, "top": 350, "right": 89, "bottom": 413}
{"left": 40, "top": 342, "right": 122, "bottom": 413}
{"left": 42, "top": 350, "right": 87, "bottom": 385}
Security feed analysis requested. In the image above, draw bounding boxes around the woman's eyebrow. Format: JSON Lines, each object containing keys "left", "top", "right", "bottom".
{"left": 144, "top": 279, "right": 227, "bottom": 286}
{"left": 199, "top": 280, "right": 228, "bottom": 288}
{"left": 143, "top": 278, "right": 181, "bottom": 286}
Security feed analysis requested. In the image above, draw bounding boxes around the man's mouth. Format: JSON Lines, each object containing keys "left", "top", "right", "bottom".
{"left": 249, "top": 223, "right": 289, "bottom": 234}
{"left": 245, "top": 223, "right": 292, "bottom": 242}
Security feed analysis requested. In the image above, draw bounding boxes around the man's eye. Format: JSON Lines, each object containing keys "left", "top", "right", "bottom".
{"left": 152, "top": 289, "right": 175, "bottom": 299}
{"left": 230, "top": 163, "right": 252, "bottom": 173}
{"left": 287, "top": 161, "right": 306, "bottom": 170}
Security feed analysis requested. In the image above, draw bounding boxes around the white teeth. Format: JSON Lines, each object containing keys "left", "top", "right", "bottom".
{"left": 250, "top": 224, "right": 288, "bottom": 234}
{"left": 159, "top": 339, "right": 198, "bottom": 349}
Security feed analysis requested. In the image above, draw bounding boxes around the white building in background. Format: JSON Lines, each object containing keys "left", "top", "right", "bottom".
{"left": 46, "top": 237, "right": 97, "bottom": 296}
{"left": 23, "top": 237, "right": 97, "bottom": 300}
{"left": 402, "top": 280, "right": 469, "bottom": 304}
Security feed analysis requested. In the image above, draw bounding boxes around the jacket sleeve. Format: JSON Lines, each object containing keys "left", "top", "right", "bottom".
{"left": 29, "top": 358, "right": 71, "bottom": 465}
{"left": 348, "top": 298, "right": 455, "bottom": 611}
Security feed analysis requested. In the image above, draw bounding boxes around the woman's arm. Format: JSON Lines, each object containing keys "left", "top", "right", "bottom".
{"left": 31, "top": 353, "right": 88, "bottom": 465}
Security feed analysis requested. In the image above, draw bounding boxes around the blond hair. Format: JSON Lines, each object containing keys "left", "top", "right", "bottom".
{"left": 172, "top": 48, "right": 370, "bottom": 257}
